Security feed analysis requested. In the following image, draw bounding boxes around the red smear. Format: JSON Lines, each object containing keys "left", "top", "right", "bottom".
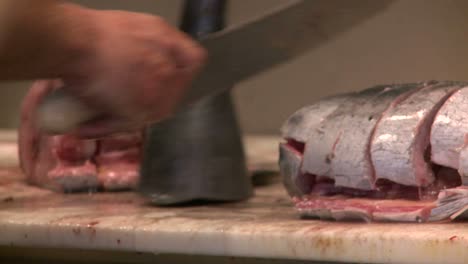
{"left": 286, "top": 139, "right": 305, "bottom": 154}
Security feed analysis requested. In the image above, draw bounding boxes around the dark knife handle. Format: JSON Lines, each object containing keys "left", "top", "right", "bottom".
{"left": 180, "top": 0, "right": 226, "bottom": 36}
{"left": 138, "top": 0, "right": 253, "bottom": 205}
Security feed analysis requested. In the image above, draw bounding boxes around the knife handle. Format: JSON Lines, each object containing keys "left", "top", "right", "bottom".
{"left": 36, "top": 89, "right": 100, "bottom": 134}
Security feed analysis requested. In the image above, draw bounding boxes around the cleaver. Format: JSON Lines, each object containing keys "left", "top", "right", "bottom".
{"left": 36, "top": 0, "right": 393, "bottom": 134}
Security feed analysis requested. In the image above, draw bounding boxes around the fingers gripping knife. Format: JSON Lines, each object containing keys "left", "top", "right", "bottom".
{"left": 35, "top": 1, "right": 393, "bottom": 204}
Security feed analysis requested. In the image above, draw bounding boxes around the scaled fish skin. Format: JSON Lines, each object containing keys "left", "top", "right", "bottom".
{"left": 332, "top": 83, "right": 420, "bottom": 190}
{"left": 302, "top": 85, "right": 387, "bottom": 179}
{"left": 372, "top": 81, "right": 462, "bottom": 187}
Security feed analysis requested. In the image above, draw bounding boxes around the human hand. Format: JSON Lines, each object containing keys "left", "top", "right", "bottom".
{"left": 50, "top": 4, "right": 207, "bottom": 138}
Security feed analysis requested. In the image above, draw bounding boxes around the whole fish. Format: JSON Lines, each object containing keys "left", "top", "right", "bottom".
{"left": 280, "top": 81, "right": 468, "bottom": 222}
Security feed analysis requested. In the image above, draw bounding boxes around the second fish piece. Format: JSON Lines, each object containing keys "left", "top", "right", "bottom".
{"left": 332, "top": 83, "right": 421, "bottom": 190}
{"left": 372, "top": 81, "right": 463, "bottom": 187}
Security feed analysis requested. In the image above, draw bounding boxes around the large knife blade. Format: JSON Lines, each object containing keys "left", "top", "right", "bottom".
{"left": 36, "top": 0, "right": 392, "bottom": 134}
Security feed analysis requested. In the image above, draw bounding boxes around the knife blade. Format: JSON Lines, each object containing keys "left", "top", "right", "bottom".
{"left": 36, "top": 0, "right": 392, "bottom": 134}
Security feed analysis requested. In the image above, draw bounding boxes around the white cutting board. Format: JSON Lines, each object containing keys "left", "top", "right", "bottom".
{"left": 0, "top": 130, "right": 467, "bottom": 264}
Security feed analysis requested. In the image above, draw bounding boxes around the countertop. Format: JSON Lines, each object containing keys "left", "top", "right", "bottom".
{"left": 0, "top": 131, "right": 467, "bottom": 264}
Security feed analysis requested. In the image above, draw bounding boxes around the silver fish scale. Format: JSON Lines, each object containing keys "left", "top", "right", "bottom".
{"left": 333, "top": 83, "right": 421, "bottom": 190}
{"left": 430, "top": 86, "right": 468, "bottom": 170}
{"left": 302, "top": 85, "right": 391, "bottom": 178}
{"left": 280, "top": 94, "right": 351, "bottom": 142}
{"left": 372, "top": 82, "right": 462, "bottom": 187}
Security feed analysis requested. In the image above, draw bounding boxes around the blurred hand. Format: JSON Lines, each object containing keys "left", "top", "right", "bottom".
{"left": 52, "top": 5, "right": 207, "bottom": 138}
